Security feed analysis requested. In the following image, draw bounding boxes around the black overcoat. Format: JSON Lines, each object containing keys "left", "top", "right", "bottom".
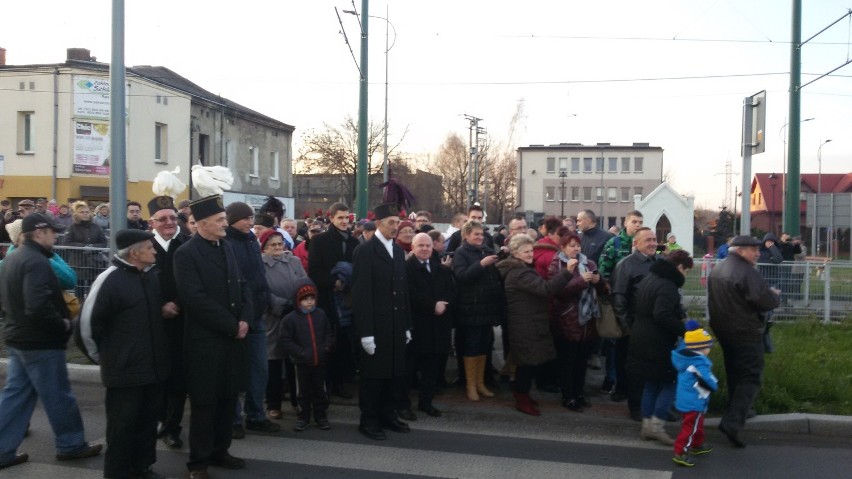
{"left": 174, "top": 235, "right": 252, "bottom": 405}
{"left": 351, "top": 236, "right": 412, "bottom": 379}
{"left": 405, "top": 253, "right": 454, "bottom": 355}
{"left": 153, "top": 235, "right": 185, "bottom": 391}
{"left": 308, "top": 228, "right": 360, "bottom": 325}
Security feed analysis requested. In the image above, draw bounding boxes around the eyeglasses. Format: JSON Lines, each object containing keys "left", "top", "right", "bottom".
{"left": 153, "top": 216, "right": 179, "bottom": 223}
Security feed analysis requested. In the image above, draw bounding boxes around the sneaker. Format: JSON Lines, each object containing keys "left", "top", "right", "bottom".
{"left": 231, "top": 425, "right": 246, "bottom": 440}
{"left": 316, "top": 417, "right": 331, "bottom": 430}
{"left": 246, "top": 419, "right": 281, "bottom": 433}
{"left": 690, "top": 443, "right": 713, "bottom": 455}
{"left": 268, "top": 409, "right": 283, "bottom": 420}
{"left": 293, "top": 419, "right": 309, "bottom": 432}
{"left": 672, "top": 453, "right": 695, "bottom": 467}
{"left": 0, "top": 453, "right": 29, "bottom": 470}
{"left": 599, "top": 380, "right": 615, "bottom": 395}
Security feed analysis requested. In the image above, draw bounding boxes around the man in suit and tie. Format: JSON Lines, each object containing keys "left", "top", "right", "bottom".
{"left": 352, "top": 203, "right": 413, "bottom": 441}
{"left": 404, "top": 233, "right": 454, "bottom": 418}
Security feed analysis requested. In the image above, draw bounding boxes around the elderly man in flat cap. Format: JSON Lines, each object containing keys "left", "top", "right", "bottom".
{"left": 351, "top": 203, "right": 413, "bottom": 441}
{"left": 174, "top": 195, "right": 252, "bottom": 479}
{"left": 80, "top": 229, "right": 168, "bottom": 479}
{"left": 708, "top": 235, "right": 781, "bottom": 448}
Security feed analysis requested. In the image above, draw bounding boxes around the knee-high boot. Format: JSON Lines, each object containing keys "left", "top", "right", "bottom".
{"left": 475, "top": 355, "right": 495, "bottom": 398}
{"left": 463, "top": 356, "right": 480, "bottom": 401}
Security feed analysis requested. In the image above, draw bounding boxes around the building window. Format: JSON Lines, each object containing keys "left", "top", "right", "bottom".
{"left": 571, "top": 158, "right": 580, "bottom": 173}
{"left": 558, "top": 157, "right": 568, "bottom": 172}
{"left": 595, "top": 157, "right": 604, "bottom": 173}
{"left": 583, "top": 187, "right": 592, "bottom": 201}
{"left": 595, "top": 187, "right": 604, "bottom": 202}
{"left": 17, "top": 112, "right": 35, "bottom": 153}
{"left": 198, "top": 134, "right": 210, "bottom": 165}
{"left": 608, "top": 187, "right": 617, "bottom": 202}
{"left": 622, "top": 157, "right": 631, "bottom": 173}
{"left": 546, "top": 157, "right": 555, "bottom": 173}
{"left": 571, "top": 186, "right": 580, "bottom": 201}
{"left": 634, "top": 187, "right": 643, "bottom": 198}
{"left": 621, "top": 187, "right": 631, "bottom": 202}
{"left": 270, "top": 151, "right": 280, "bottom": 180}
{"left": 634, "top": 157, "right": 644, "bottom": 173}
{"left": 154, "top": 123, "right": 168, "bottom": 163}
{"left": 609, "top": 217, "right": 617, "bottom": 228}
{"left": 583, "top": 158, "right": 593, "bottom": 173}
{"left": 545, "top": 186, "right": 556, "bottom": 202}
{"left": 608, "top": 157, "right": 618, "bottom": 173}
{"left": 225, "top": 140, "right": 233, "bottom": 170}
{"left": 250, "top": 146, "right": 259, "bottom": 176}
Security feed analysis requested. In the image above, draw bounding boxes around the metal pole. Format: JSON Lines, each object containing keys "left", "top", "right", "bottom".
{"left": 109, "top": 0, "right": 127, "bottom": 254}
{"left": 355, "top": 0, "right": 369, "bottom": 218}
{"left": 599, "top": 150, "right": 604, "bottom": 220}
{"left": 784, "top": 0, "right": 803, "bottom": 235}
{"left": 741, "top": 97, "right": 753, "bottom": 236}
{"left": 823, "top": 262, "right": 831, "bottom": 324}
{"left": 817, "top": 139, "right": 832, "bottom": 256}
{"left": 382, "top": 5, "right": 389, "bottom": 183}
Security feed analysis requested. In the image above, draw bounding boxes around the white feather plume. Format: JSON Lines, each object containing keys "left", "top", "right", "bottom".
{"left": 191, "top": 165, "right": 234, "bottom": 197}
{"left": 152, "top": 166, "right": 187, "bottom": 198}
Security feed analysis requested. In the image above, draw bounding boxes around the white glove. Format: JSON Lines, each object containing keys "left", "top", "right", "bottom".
{"left": 361, "top": 336, "right": 376, "bottom": 355}
{"left": 405, "top": 330, "right": 412, "bottom": 344}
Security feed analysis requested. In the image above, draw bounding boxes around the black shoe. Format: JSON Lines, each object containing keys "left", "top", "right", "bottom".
{"left": 358, "top": 424, "right": 387, "bottom": 440}
{"left": 231, "top": 424, "right": 246, "bottom": 439}
{"left": 561, "top": 398, "right": 584, "bottom": 412}
{"left": 315, "top": 417, "right": 331, "bottom": 430}
{"left": 56, "top": 444, "right": 103, "bottom": 461}
{"left": 0, "top": 453, "right": 28, "bottom": 470}
{"left": 134, "top": 468, "right": 166, "bottom": 479}
{"left": 293, "top": 419, "right": 309, "bottom": 432}
{"left": 599, "top": 380, "right": 615, "bottom": 394}
{"left": 417, "top": 405, "right": 442, "bottom": 417}
{"left": 719, "top": 423, "right": 746, "bottom": 448}
{"left": 246, "top": 419, "right": 281, "bottom": 433}
{"left": 210, "top": 452, "right": 246, "bottom": 470}
{"left": 576, "top": 396, "right": 592, "bottom": 408}
{"left": 162, "top": 432, "right": 183, "bottom": 448}
{"left": 381, "top": 417, "right": 411, "bottom": 433}
{"left": 610, "top": 391, "right": 627, "bottom": 402}
{"left": 396, "top": 408, "right": 417, "bottom": 421}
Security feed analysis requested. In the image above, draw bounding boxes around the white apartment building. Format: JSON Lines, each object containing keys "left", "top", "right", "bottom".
{"left": 516, "top": 142, "right": 664, "bottom": 228}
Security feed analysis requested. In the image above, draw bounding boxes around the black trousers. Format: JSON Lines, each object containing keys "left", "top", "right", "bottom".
{"left": 719, "top": 338, "right": 765, "bottom": 434}
{"left": 359, "top": 376, "right": 406, "bottom": 428}
{"left": 614, "top": 335, "right": 643, "bottom": 411}
{"left": 328, "top": 325, "right": 356, "bottom": 388}
{"left": 295, "top": 364, "right": 329, "bottom": 421}
{"left": 514, "top": 365, "right": 536, "bottom": 393}
{"left": 555, "top": 338, "right": 593, "bottom": 401}
{"left": 266, "top": 359, "right": 284, "bottom": 411}
{"left": 187, "top": 395, "right": 237, "bottom": 471}
{"left": 105, "top": 383, "right": 163, "bottom": 479}
{"left": 405, "top": 349, "right": 442, "bottom": 409}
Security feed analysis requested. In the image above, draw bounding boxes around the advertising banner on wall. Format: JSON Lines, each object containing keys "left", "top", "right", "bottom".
{"left": 74, "top": 76, "right": 112, "bottom": 120}
{"left": 73, "top": 120, "right": 110, "bottom": 175}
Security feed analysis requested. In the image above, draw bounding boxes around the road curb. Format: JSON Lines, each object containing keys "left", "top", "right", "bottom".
{"left": 2, "top": 358, "right": 850, "bottom": 439}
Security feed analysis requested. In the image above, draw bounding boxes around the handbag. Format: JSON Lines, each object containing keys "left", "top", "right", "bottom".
{"left": 595, "top": 295, "right": 623, "bottom": 339}
{"left": 63, "top": 290, "right": 82, "bottom": 320}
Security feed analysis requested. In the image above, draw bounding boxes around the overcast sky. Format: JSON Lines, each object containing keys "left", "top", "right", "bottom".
{"left": 4, "top": 0, "right": 851, "bottom": 209}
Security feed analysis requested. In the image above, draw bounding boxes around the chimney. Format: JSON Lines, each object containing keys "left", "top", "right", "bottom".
{"left": 0, "top": 47, "right": 6, "bottom": 66}
{"left": 67, "top": 48, "right": 94, "bottom": 61}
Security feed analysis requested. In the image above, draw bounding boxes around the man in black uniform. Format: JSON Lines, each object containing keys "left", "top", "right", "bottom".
{"left": 146, "top": 195, "right": 187, "bottom": 449}
{"left": 352, "top": 203, "right": 413, "bottom": 441}
{"left": 174, "top": 196, "right": 252, "bottom": 479}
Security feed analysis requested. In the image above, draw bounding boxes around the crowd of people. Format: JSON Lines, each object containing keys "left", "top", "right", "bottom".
{"left": 0, "top": 193, "right": 785, "bottom": 475}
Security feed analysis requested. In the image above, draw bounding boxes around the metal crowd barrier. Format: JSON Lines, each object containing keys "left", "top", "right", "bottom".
{"left": 684, "top": 258, "right": 852, "bottom": 324}
{"left": 0, "top": 243, "right": 111, "bottom": 300}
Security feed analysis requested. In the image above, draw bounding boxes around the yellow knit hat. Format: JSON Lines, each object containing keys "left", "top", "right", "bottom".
{"left": 684, "top": 320, "right": 714, "bottom": 350}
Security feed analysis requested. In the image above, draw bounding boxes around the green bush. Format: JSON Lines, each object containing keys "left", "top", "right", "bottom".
{"left": 707, "top": 319, "right": 852, "bottom": 416}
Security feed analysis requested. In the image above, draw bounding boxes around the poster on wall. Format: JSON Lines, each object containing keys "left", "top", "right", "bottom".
{"left": 73, "top": 76, "right": 111, "bottom": 120}
{"left": 73, "top": 121, "right": 110, "bottom": 175}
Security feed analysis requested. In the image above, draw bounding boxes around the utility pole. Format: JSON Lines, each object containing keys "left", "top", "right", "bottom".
{"left": 464, "top": 114, "right": 482, "bottom": 210}
{"left": 355, "top": 0, "right": 369, "bottom": 218}
{"left": 784, "top": 0, "right": 802, "bottom": 236}
{"left": 109, "top": 0, "right": 127, "bottom": 254}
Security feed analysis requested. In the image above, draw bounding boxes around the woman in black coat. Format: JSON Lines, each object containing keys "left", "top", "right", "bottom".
{"left": 452, "top": 220, "right": 504, "bottom": 402}
{"left": 626, "top": 250, "right": 693, "bottom": 445}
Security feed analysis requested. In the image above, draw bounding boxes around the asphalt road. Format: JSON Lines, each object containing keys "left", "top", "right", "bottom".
{"left": 5, "top": 379, "right": 852, "bottom": 479}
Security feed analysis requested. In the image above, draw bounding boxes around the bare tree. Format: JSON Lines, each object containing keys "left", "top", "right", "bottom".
{"left": 430, "top": 132, "right": 470, "bottom": 214}
{"left": 296, "top": 116, "right": 408, "bottom": 204}
{"left": 483, "top": 100, "right": 525, "bottom": 224}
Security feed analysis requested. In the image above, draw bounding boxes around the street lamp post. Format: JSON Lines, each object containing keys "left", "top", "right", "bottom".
{"left": 780, "top": 117, "right": 814, "bottom": 227}
{"left": 816, "top": 139, "right": 832, "bottom": 256}
{"left": 768, "top": 173, "right": 778, "bottom": 235}
{"left": 559, "top": 171, "right": 567, "bottom": 218}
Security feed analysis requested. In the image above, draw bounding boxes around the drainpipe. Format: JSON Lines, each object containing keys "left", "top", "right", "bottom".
{"left": 52, "top": 67, "right": 59, "bottom": 200}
